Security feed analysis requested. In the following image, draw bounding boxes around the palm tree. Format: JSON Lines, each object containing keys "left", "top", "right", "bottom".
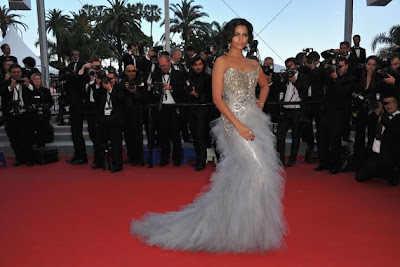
{"left": 144, "top": 4, "right": 162, "bottom": 40}
{"left": 371, "top": 25, "right": 400, "bottom": 52}
{"left": 162, "top": 0, "right": 210, "bottom": 47}
{"left": 0, "top": 5, "right": 28, "bottom": 38}
{"left": 101, "top": 0, "right": 141, "bottom": 74}
{"left": 46, "top": 9, "right": 72, "bottom": 63}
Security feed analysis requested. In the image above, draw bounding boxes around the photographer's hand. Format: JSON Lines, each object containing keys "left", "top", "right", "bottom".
{"left": 162, "top": 83, "right": 172, "bottom": 91}
{"left": 23, "top": 78, "right": 30, "bottom": 87}
{"left": 288, "top": 76, "right": 297, "bottom": 83}
{"left": 383, "top": 74, "right": 395, "bottom": 85}
{"left": 330, "top": 71, "right": 338, "bottom": 79}
{"left": 10, "top": 79, "right": 17, "bottom": 89}
{"left": 103, "top": 82, "right": 112, "bottom": 91}
{"left": 189, "top": 88, "right": 198, "bottom": 97}
{"left": 374, "top": 104, "right": 383, "bottom": 116}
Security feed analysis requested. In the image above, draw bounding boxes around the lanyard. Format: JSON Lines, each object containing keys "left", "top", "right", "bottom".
{"left": 106, "top": 92, "right": 112, "bottom": 109}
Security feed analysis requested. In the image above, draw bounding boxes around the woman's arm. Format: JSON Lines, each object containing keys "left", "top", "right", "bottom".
{"left": 212, "top": 57, "right": 254, "bottom": 141}
{"left": 256, "top": 65, "right": 269, "bottom": 109}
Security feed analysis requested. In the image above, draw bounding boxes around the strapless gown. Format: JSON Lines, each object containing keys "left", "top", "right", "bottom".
{"left": 130, "top": 66, "right": 287, "bottom": 253}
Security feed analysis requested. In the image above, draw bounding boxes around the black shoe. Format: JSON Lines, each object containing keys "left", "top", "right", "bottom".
{"left": 160, "top": 161, "right": 168, "bottom": 167}
{"left": 313, "top": 165, "right": 327, "bottom": 171}
{"left": 174, "top": 162, "right": 181, "bottom": 167}
{"left": 194, "top": 164, "right": 206, "bottom": 171}
{"left": 13, "top": 161, "right": 23, "bottom": 167}
{"left": 329, "top": 168, "right": 339, "bottom": 174}
{"left": 71, "top": 159, "right": 88, "bottom": 165}
{"left": 388, "top": 176, "right": 399, "bottom": 187}
{"left": 285, "top": 161, "right": 296, "bottom": 167}
{"left": 66, "top": 157, "right": 77, "bottom": 164}
{"left": 191, "top": 162, "right": 199, "bottom": 167}
{"left": 91, "top": 164, "right": 102, "bottom": 169}
{"left": 26, "top": 162, "right": 34, "bottom": 166}
{"left": 110, "top": 168, "right": 122, "bottom": 173}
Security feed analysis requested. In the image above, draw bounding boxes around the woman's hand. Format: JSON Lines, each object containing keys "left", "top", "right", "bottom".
{"left": 256, "top": 99, "right": 264, "bottom": 109}
{"left": 236, "top": 123, "right": 255, "bottom": 141}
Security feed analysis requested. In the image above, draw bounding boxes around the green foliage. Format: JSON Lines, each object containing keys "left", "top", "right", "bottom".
{"left": 371, "top": 25, "right": 400, "bottom": 52}
{"left": 0, "top": 5, "right": 28, "bottom": 38}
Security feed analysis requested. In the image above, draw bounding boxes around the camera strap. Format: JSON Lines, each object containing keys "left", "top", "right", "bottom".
{"left": 13, "top": 85, "right": 24, "bottom": 106}
{"left": 105, "top": 91, "right": 113, "bottom": 110}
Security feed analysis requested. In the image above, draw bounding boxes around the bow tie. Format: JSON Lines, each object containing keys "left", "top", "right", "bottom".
{"left": 163, "top": 73, "right": 170, "bottom": 76}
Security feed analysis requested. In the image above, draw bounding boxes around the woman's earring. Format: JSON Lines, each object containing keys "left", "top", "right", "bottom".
{"left": 228, "top": 43, "right": 231, "bottom": 50}
{"left": 246, "top": 43, "right": 250, "bottom": 51}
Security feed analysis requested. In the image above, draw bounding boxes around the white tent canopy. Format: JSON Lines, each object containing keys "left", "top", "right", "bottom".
{"left": 0, "top": 26, "right": 58, "bottom": 75}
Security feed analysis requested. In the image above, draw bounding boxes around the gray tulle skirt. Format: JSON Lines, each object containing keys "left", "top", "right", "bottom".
{"left": 130, "top": 105, "right": 287, "bottom": 253}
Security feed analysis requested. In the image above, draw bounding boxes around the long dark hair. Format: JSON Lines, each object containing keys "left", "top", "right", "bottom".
{"left": 360, "top": 55, "right": 379, "bottom": 92}
{"left": 222, "top": 18, "right": 254, "bottom": 49}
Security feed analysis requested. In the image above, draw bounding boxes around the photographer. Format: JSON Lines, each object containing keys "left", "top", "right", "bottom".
{"left": 93, "top": 71, "right": 130, "bottom": 173}
{"left": 355, "top": 95, "right": 400, "bottom": 186}
{"left": 78, "top": 58, "right": 104, "bottom": 168}
{"left": 352, "top": 56, "right": 383, "bottom": 169}
{"left": 122, "top": 43, "right": 142, "bottom": 75}
{"left": 314, "top": 57, "right": 355, "bottom": 174}
{"left": 170, "top": 48, "right": 186, "bottom": 73}
{"left": 276, "top": 57, "right": 310, "bottom": 167}
{"left": 30, "top": 73, "right": 54, "bottom": 147}
{"left": 185, "top": 55, "right": 212, "bottom": 171}
{"left": 60, "top": 66, "right": 87, "bottom": 165}
{"left": 202, "top": 44, "right": 217, "bottom": 75}
{"left": 67, "top": 50, "right": 86, "bottom": 74}
{"left": 0, "top": 64, "right": 34, "bottom": 166}
{"left": 0, "top": 57, "right": 13, "bottom": 86}
{"left": 185, "top": 45, "right": 197, "bottom": 72}
{"left": 150, "top": 54, "right": 186, "bottom": 167}
{"left": 261, "top": 57, "right": 281, "bottom": 123}
{"left": 120, "top": 64, "right": 147, "bottom": 166}
{"left": 382, "top": 52, "right": 400, "bottom": 100}
{"left": 301, "top": 51, "right": 326, "bottom": 162}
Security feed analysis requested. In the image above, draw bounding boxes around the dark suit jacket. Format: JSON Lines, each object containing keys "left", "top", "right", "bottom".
{"left": 351, "top": 46, "right": 367, "bottom": 63}
{"left": 95, "top": 83, "right": 130, "bottom": 127}
{"left": 186, "top": 71, "right": 212, "bottom": 104}
{"left": 278, "top": 72, "right": 310, "bottom": 103}
{"left": 0, "top": 55, "right": 18, "bottom": 67}
{"left": 67, "top": 59, "right": 86, "bottom": 73}
{"left": 0, "top": 81, "right": 33, "bottom": 118}
{"left": 122, "top": 53, "right": 142, "bottom": 71}
{"left": 379, "top": 112, "right": 400, "bottom": 165}
{"left": 323, "top": 71, "right": 355, "bottom": 112}
{"left": 151, "top": 68, "right": 186, "bottom": 104}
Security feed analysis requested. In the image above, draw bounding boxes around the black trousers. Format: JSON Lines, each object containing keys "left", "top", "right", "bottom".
{"left": 187, "top": 106, "right": 210, "bottom": 165}
{"left": 354, "top": 109, "right": 376, "bottom": 168}
{"left": 124, "top": 107, "right": 142, "bottom": 164}
{"left": 95, "top": 119, "right": 123, "bottom": 170}
{"left": 342, "top": 102, "right": 352, "bottom": 140}
{"left": 301, "top": 103, "right": 321, "bottom": 152}
{"left": 34, "top": 117, "right": 51, "bottom": 147}
{"left": 70, "top": 114, "right": 87, "bottom": 160}
{"left": 158, "top": 107, "right": 182, "bottom": 164}
{"left": 276, "top": 108, "right": 302, "bottom": 163}
{"left": 86, "top": 103, "right": 99, "bottom": 165}
{"left": 5, "top": 116, "right": 34, "bottom": 163}
{"left": 319, "top": 111, "right": 344, "bottom": 170}
{"left": 355, "top": 151, "right": 393, "bottom": 182}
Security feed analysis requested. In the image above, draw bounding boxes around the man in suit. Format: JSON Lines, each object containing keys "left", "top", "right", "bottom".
{"left": 351, "top": 35, "right": 367, "bottom": 64}
{"left": 382, "top": 52, "right": 400, "bottom": 101}
{"left": 186, "top": 55, "right": 212, "bottom": 171}
{"left": 59, "top": 67, "right": 88, "bottom": 165}
{"left": 122, "top": 43, "right": 142, "bottom": 74}
{"left": 261, "top": 57, "right": 281, "bottom": 124}
{"left": 120, "top": 64, "right": 147, "bottom": 166}
{"left": 0, "top": 44, "right": 18, "bottom": 67}
{"left": 355, "top": 95, "right": 400, "bottom": 186}
{"left": 93, "top": 71, "right": 130, "bottom": 173}
{"left": 276, "top": 57, "right": 310, "bottom": 167}
{"left": 151, "top": 54, "right": 186, "bottom": 166}
{"left": 314, "top": 57, "right": 355, "bottom": 174}
{"left": 67, "top": 50, "right": 86, "bottom": 74}
{"left": 170, "top": 48, "right": 186, "bottom": 73}
{"left": 0, "top": 64, "right": 34, "bottom": 166}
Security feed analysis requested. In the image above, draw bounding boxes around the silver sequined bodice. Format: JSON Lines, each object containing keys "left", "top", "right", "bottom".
{"left": 222, "top": 66, "right": 259, "bottom": 135}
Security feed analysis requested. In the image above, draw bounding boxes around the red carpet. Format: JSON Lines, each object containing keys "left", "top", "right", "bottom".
{"left": 0, "top": 158, "right": 399, "bottom": 267}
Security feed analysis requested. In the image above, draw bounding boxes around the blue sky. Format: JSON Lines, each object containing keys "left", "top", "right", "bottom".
{"left": 3, "top": 0, "right": 400, "bottom": 65}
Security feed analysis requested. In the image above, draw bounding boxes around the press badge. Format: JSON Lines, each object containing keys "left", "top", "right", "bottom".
{"left": 104, "top": 109, "right": 112, "bottom": 115}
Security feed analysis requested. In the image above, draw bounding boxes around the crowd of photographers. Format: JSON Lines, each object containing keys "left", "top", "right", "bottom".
{"left": 0, "top": 35, "right": 399, "bottom": 185}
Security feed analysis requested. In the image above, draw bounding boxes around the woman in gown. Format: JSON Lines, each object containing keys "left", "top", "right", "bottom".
{"left": 131, "top": 18, "right": 287, "bottom": 254}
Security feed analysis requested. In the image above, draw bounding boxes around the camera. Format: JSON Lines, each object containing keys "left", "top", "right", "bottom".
{"left": 16, "top": 79, "right": 25, "bottom": 84}
{"left": 303, "top": 48, "right": 313, "bottom": 54}
{"left": 246, "top": 40, "right": 259, "bottom": 58}
{"left": 280, "top": 68, "right": 297, "bottom": 79}
{"left": 203, "top": 44, "right": 215, "bottom": 64}
{"left": 262, "top": 65, "right": 274, "bottom": 76}
{"left": 128, "top": 80, "right": 144, "bottom": 90}
{"left": 354, "top": 92, "right": 381, "bottom": 112}
{"left": 321, "top": 50, "right": 339, "bottom": 74}
{"left": 8, "top": 100, "right": 24, "bottom": 115}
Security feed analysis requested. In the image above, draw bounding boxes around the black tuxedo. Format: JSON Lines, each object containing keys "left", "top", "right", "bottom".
{"left": 186, "top": 71, "right": 212, "bottom": 166}
{"left": 151, "top": 68, "right": 186, "bottom": 165}
{"left": 122, "top": 53, "right": 142, "bottom": 72}
{"left": 0, "top": 81, "right": 34, "bottom": 163}
{"left": 119, "top": 77, "right": 147, "bottom": 164}
{"left": 319, "top": 71, "right": 355, "bottom": 170}
{"left": 68, "top": 59, "right": 86, "bottom": 74}
{"left": 94, "top": 84, "right": 130, "bottom": 169}
{"left": 22, "top": 67, "right": 41, "bottom": 79}
{"left": 276, "top": 72, "right": 310, "bottom": 164}
{"left": 356, "top": 112, "right": 400, "bottom": 182}
{"left": 351, "top": 46, "right": 366, "bottom": 64}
